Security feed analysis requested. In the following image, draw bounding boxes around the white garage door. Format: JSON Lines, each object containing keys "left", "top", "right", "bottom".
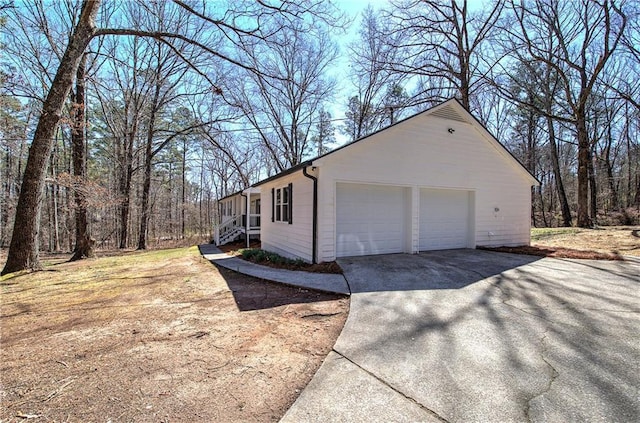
{"left": 420, "top": 188, "right": 471, "bottom": 250}
{"left": 336, "top": 183, "right": 407, "bottom": 257}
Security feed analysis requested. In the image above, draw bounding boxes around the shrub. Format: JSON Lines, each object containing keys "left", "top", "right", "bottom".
{"left": 241, "top": 248, "right": 295, "bottom": 265}
{"left": 237, "top": 248, "right": 343, "bottom": 274}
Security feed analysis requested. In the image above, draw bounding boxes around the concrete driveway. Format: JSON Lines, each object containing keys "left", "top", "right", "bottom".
{"left": 282, "top": 249, "right": 640, "bottom": 422}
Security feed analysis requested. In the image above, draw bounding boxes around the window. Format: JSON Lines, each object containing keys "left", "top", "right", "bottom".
{"left": 251, "top": 199, "right": 261, "bottom": 214}
{"left": 273, "top": 184, "right": 293, "bottom": 224}
{"left": 282, "top": 186, "right": 289, "bottom": 222}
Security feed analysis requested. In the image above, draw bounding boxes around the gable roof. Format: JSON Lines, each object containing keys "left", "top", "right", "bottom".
{"left": 252, "top": 98, "right": 540, "bottom": 188}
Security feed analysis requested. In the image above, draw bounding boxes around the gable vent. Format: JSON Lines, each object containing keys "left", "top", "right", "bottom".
{"left": 430, "top": 104, "right": 467, "bottom": 122}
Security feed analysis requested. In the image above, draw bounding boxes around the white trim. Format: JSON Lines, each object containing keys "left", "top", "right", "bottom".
{"left": 273, "top": 185, "right": 290, "bottom": 223}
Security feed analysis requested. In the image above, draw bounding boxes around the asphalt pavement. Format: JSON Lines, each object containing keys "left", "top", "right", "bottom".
{"left": 282, "top": 249, "right": 640, "bottom": 422}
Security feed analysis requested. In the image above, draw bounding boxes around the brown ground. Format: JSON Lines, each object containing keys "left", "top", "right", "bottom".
{"left": 482, "top": 226, "right": 640, "bottom": 260}
{"left": 532, "top": 226, "right": 640, "bottom": 257}
{"left": 478, "top": 245, "right": 625, "bottom": 260}
{"left": 0, "top": 247, "right": 348, "bottom": 422}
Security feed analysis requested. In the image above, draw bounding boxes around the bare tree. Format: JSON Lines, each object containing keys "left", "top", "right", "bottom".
{"left": 507, "top": 0, "right": 627, "bottom": 228}
{"left": 2, "top": 0, "right": 337, "bottom": 275}
{"left": 343, "top": 6, "right": 405, "bottom": 140}
{"left": 132, "top": 2, "right": 202, "bottom": 250}
{"left": 225, "top": 17, "right": 338, "bottom": 171}
{"left": 93, "top": 32, "right": 152, "bottom": 249}
{"left": 69, "top": 53, "right": 95, "bottom": 259}
{"left": 383, "top": 0, "right": 505, "bottom": 111}
{"left": 310, "top": 109, "right": 336, "bottom": 156}
{"left": 497, "top": 51, "right": 575, "bottom": 226}
{"left": 2, "top": 0, "right": 100, "bottom": 274}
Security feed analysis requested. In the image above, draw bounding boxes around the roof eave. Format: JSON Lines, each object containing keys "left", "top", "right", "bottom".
{"left": 251, "top": 160, "right": 314, "bottom": 188}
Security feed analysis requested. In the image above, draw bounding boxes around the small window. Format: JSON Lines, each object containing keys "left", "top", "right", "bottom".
{"left": 273, "top": 184, "right": 293, "bottom": 224}
{"left": 276, "top": 189, "right": 282, "bottom": 221}
{"left": 282, "top": 187, "right": 289, "bottom": 222}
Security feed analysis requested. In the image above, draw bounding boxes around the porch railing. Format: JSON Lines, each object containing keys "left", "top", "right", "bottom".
{"left": 215, "top": 215, "right": 242, "bottom": 245}
{"left": 215, "top": 213, "right": 261, "bottom": 245}
{"left": 243, "top": 213, "right": 261, "bottom": 230}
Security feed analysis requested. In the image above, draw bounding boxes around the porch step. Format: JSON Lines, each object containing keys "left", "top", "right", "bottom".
{"left": 217, "top": 227, "right": 242, "bottom": 246}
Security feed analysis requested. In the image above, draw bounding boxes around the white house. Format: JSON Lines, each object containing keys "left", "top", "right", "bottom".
{"left": 215, "top": 99, "right": 539, "bottom": 263}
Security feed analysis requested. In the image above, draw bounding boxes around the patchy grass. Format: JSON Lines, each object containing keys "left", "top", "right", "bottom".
{"left": 531, "top": 227, "right": 582, "bottom": 241}
{"left": 531, "top": 226, "right": 640, "bottom": 257}
{"left": 1, "top": 246, "right": 348, "bottom": 422}
{"left": 483, "top": 226, "right": 640, "bottom": 260}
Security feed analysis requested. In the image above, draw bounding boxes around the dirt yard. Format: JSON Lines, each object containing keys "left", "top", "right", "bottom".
{"left": 531, "top": 226, "right": 640, "bottom": 257}
{"left": 0, "top": 247, "right": 348, "bottom": 422}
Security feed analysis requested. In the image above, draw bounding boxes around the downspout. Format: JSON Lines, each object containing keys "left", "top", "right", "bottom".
{"left": 302, "top": 165, "right": 318, "bottom": 264}
{"left": 215, "top": 200, "right": 221, "bottom": 245}
{"left": 240, "top": 192, "right": 249, "bottom": 248}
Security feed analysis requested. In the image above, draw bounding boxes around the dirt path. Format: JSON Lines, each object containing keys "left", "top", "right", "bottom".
{"left": 0, "top": 247, "right": 348, "bottom": 422}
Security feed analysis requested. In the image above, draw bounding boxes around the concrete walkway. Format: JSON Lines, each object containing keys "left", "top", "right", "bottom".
{"left": 199, "top": 244, "right": 350, "bottom": 295}
{"left": 282, "top": 250, "right": 640, "bottom": 422}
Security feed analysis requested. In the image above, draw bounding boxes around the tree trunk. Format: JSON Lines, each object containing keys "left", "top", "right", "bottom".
{"left": 50, "top": 156, "right": 60, "bottom": 252}
{"left": 181, "top": 137, "right": 186, "bottom": 239}
{"left": 625, "top": 110, "right": 633, "bottom": 208}
{"left": 539, "top": 175, "right": 548, "bottom": 227}
{"left": 576, "top": 108, "right": 592, "bottom": 228}
{"left": 118, "top": 131, "right": 134, "bottom": 249}
{"left": 601, "top": 143, "right": 619, "bottom": 212}
{"left": 2, "top": 0, "right": 100, "bottom": 275}
{"left": 587, "top": 148, "right": 597, "bottom": 224}
{"left": 526, "top": 110, "right": 536, "bottom": 226}
{"left": 635, "top": 174, "right": 640, "bottom": 208}
{"left": 168, "top": 162, "right": 174, "bottom": 237}
{"left": 546, "top": 115, "right": 572, "bottom": 227}
{"left": 71, "top": 54, "right": 94, "bottom": 261}
{"left": 458, "top": 60, "right": 471, "bottom": 111}
{"left": 199, "top": 148, "right": 204, "bottom": 236}
{"left": 1, "top": 135, "right": 13, "bottom": 247}
{"left": 137, "top": 130, "right": 153, "bottom": 250}
{"left": 137, "top": 89, "right": 161, "bottom": 249}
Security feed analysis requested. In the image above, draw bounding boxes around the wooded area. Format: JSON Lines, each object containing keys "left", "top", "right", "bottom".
{"left": 1, "top": 0, "right": 639, "bottom": 274}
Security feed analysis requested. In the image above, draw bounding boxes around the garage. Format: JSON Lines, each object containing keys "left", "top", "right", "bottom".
{"left": 420, "top": 188, "right": 473, "bottom": 250}
{"left": 336, "top": 183, "right": 408, "bottom": 257}
{"left": 248, "top": 99, "right": 537, "bottom": 263}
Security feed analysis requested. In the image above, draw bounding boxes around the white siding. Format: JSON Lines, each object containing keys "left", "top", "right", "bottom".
{"left": 316, "top": 111, "right": 534, "bottom": 262}
{"left": 259, "top": 171, "right": 314, "bottom": 262}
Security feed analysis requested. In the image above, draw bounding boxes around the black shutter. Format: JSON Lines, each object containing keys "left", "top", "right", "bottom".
{"left": 271, "top": 188, "right": 275, "bottom": 222}
{"left": 288, "top": 183, "right": 293, "bottom": 224}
